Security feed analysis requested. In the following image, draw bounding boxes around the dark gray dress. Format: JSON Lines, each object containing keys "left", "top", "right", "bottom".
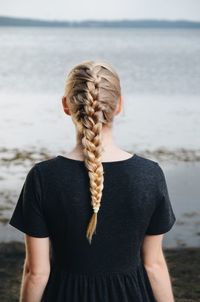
{"left": 9, "top": 154, "right": 176, "bottom": 302}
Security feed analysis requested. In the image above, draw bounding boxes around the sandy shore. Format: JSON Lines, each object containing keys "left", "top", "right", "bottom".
{"left": 0, "top": 242, "right": 199, "bottom": 302}
{"left": 1, "top": 146, "right": 200, "bottom": 165}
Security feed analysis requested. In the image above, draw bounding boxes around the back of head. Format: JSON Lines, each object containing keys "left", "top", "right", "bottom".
{"left": 63, "top": 60, "right": 121, "bottom": 244}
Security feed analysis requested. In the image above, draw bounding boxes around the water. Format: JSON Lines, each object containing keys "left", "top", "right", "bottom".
{"left": 0, "top": 27, "right": 200, "bottom": 154}
{"left": 0, "top": 27, "right": 200, "bottom": 247}
{"left": 0, "top": 27, "right": 200, "bottom": 95}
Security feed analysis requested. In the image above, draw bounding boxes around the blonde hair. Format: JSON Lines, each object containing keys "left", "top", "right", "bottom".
{"left": 64, "top": 60, "right": 121, "bottom": 244}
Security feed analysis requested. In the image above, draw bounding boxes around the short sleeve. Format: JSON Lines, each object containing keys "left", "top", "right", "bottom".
{"left": 9, "top": 164, "right": 49, "bottom": 238}
{"left": 145, "top": 163, "right": 176, "bottom": 235}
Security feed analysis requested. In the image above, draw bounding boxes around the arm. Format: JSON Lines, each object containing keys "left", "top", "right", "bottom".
{"left": 20, "top": 235, "right": 50, "bottom": 302}
{"left": 141, "top": 234, "right": 175, "bottom": 302}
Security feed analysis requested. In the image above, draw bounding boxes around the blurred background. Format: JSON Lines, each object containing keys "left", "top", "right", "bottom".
{"left": 0, "top": 0, "right": 200, "bottom": 301}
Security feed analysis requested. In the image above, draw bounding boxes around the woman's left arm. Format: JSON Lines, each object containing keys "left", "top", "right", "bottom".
{"left": 20, "top": 235, "right": 50, "bottom": 302}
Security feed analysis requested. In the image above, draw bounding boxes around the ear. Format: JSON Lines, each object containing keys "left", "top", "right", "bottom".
{"left": 62, "top": 96, "right": 71, "bottom": 116}
{"left": 115, "top": 95, "right": 123, "bottom": 115}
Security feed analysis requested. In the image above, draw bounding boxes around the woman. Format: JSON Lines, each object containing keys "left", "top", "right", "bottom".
{"left": 9, "top": 60, "right": 176, "bottom": 302}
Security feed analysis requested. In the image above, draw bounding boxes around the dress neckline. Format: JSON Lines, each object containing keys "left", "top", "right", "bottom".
{"left": 57, "top": 153, "right": 137, "bottom": 165}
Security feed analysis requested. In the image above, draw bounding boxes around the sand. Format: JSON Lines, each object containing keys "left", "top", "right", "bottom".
{"left": 0, "top": 242, "right": 199, "bottom": 302}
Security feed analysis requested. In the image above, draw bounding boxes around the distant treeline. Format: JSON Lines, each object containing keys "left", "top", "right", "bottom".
{"left": 0, "top": 16, "right": 200, "bottom": 28}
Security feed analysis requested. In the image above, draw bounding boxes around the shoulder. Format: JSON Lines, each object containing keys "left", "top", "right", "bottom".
{"left": 136, "top": 155, "right": 169, "bottom": 193}
{"left": 134, "top": 154, "right": 164, "bottom": 181}
{"left": 135, "top": 154, "right": 159, "bottom": 170}
{"left": 34, "top": 156, "right": 59, "bottom": 174}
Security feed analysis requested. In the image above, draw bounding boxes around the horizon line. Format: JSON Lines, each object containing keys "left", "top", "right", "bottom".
{"left": 0, "top": 15, "right": 200, "bottom": 23}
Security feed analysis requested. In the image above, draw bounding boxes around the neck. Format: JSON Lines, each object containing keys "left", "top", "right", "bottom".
{"left": 74, "top": 125, "right": 119, "bottom": 156}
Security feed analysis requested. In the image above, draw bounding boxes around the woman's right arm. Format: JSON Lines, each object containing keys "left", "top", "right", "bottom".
{"left": 141, "top": 234, "right": 175, "bottom": 302}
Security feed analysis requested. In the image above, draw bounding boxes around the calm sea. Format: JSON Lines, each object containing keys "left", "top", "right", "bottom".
{"left": 0, "top": 27, "right": 200, "bottom": 154}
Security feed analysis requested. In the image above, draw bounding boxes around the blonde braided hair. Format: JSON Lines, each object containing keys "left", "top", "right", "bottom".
{"left": 63, "top": 60, "right": 121, "bottom": 244}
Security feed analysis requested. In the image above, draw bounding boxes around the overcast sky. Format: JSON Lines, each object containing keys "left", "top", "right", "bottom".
{"left": 0, "top": 0, "right": 200, "bottom": 21}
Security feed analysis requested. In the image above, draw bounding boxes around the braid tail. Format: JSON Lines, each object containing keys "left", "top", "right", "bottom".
{"left": 86, "top": 212, "right": 98, "bottom": 244}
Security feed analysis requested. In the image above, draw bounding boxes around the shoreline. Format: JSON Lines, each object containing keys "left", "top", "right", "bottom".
{"left": 0, "top": 242, "right": 199, "bottom": 301}
{"left": 0, "top": 147, "right": 200, "bottom": 248}
{"left": 1, "top": 147, "right": 200, "bottom": 165}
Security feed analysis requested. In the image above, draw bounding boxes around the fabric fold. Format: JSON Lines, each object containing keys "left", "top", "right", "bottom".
{"left": 42, "top": 262, "right": 156, "bottom": 302}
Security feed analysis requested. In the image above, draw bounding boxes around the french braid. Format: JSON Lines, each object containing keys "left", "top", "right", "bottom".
{"left": 64, "top": 60, "right": 121, "bottom": 244}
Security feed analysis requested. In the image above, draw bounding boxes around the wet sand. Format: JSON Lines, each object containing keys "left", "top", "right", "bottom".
{"left": 0, "top": 242, "right": 199, "bottom": 302}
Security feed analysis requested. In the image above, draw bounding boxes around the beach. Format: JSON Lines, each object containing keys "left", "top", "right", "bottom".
{"left": 0, "top": 26, "right": 200, "bottom": 301}
{"left": 1, "top": 147, "right": 200, "bottom": 301}
{"left": 0, "top": 147, "right": 200, "bottom": 246}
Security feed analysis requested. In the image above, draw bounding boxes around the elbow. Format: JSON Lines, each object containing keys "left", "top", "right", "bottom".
{"left": 144, "top": 258, "right": 166, "bottom": 278}
{"left": 26, "top": 271, "right": 50, "bottom": 286}
{"left": 24, "top": 261, "right": 50, "bottom": 284}
{"left": 25, "top": 257, "right": 50, "bottom": 275}
{"left": 144, "top": 262, "right": 163, "bottom": 273}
